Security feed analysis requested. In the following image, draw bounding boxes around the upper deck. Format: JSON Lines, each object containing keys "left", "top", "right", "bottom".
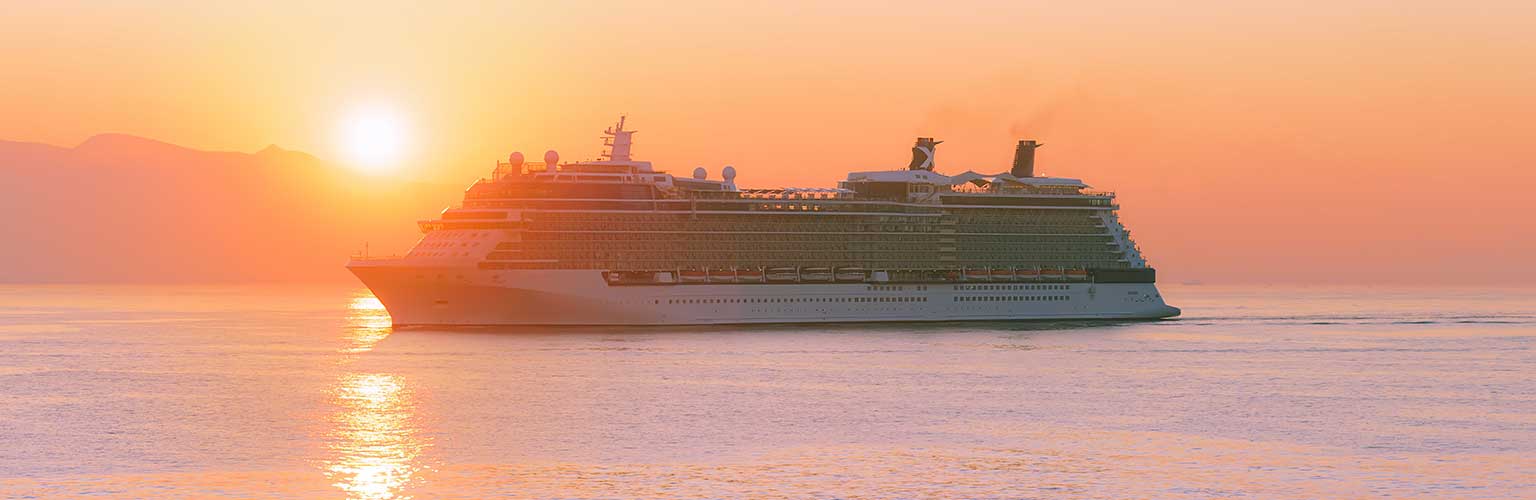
{"left": 460, "top": 130, "right": 1112, "bottom": 209}
{"left": 395, "top": 118, "right": 1152, "bottom": 273}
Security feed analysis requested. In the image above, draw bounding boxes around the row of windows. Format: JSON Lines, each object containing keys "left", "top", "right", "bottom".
{"left": 956, "top": 284, "right": 1069, "bottom": 291}
{"left": 953, "top": 207, "right": 1102, "bottom": 216}
{"left": 419, "top": 240, "right": 480, "bottom": 249}
{"left": 956, "top": 244, "right": 1123, "bottom": 253}
{"left": 526, "top": 222, "right": 946, "bottom": 234}
{"left": 524, "top": 219, "right": 1108, "bottom": 231}
{"left": 668, "top": 296, "right": 929, "bottom": 305}
{"left": 954, "top": 234, "right": 1113, "bottom": 243}
{"left": 527, "top": 212, "right": 938, "bottom": 223}
{"left": 525, "top": 208, "right": 1097, "bottom": 223}
{"left": 952, "top": 253, "right": 1126, "bottom": 261}
{"left": 515, "top": 241, "right": 1111, "bottom": 253}
{"left": 478, "top": 261, "right": 1136, "bottom": 272}
{"left": 956, "top": 295, "right": 1070, "bottom": 302}
{"left": 951, "top": 225, "right": 1105, "bottom": 235}
{"left": 422, "top": 230, "right": 492, "bottom": 240}
{"left": 518, "top": 242, "right": 941, "bottom": 252}
{"left": 523, "top": 232, "right": 941, "bottom": 242}
{"left": 515, "top": 252, "right": 942, "bottom": 262}
{"left": 414, "top": 251, "right": 471, "bottom": 258}
{"left": 953, "top": 212, "right": 1098, "bottom": 223}
{"left": 478, "top": 260, "right": 1131, "bottom": 270}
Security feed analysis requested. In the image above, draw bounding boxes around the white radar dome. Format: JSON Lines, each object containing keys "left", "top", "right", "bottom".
{"left": 692, "top": 167, "right": 707, "bottom": 180}
{"left": 544, "top": 150, "right": 559, "bottom": 167}
{"left": 507, "top": 152, "right": 524, "bottom": 167}
{"left": 722, "top": 165, "right": 737, "bottom": 181}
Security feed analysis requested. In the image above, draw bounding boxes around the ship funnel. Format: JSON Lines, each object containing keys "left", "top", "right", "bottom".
{"left": 908, "top": 137, "right": 943, "bottom": 171}
{"left": 1011, "top": 140, "right": 1043, "bottom": 177}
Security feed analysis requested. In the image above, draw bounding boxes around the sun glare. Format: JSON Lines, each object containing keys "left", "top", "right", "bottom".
{"left": 340, "top": 107, "right": 409, "bottom": 173}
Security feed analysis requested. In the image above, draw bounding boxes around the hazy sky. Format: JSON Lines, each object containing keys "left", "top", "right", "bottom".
{"left": 3, "top": 1, "right": 1534, "bottom": 284}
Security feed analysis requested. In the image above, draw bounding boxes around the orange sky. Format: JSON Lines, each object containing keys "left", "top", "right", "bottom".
{"left": 3, "top": 1, "right": 1534, "bottom": 284}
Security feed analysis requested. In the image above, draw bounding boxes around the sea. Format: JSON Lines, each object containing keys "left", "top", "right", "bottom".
{"left": 0, "top": 284, "right": 1531, "bottom": 499}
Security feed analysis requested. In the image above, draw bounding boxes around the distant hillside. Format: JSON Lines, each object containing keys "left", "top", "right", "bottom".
{"left": 0, "top": 134, "right": 462, "bottom": 283}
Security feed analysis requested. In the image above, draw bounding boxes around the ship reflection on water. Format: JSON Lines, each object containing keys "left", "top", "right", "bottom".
{"left": 325, "top": 293, "right": 426, "bottom": 499}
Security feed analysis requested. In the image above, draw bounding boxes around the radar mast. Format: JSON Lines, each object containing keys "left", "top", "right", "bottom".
{"left": 601, "top": 115, "right": 635, "bottom": 162}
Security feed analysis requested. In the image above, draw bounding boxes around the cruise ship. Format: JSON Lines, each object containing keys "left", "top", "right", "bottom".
{"left": 349, "top": 117, "right": 1179, "bottom": 325}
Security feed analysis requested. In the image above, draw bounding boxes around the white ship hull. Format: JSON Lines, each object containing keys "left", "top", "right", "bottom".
{"left": 350, "top": 261, "right": 1180, "bottom": 326}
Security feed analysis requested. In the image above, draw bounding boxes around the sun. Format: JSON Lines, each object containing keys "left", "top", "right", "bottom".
{"left": 339, "top": 106, "right": 410, "bottom": 173}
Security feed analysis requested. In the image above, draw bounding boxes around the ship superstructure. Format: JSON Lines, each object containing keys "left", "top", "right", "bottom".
{"left": 349, "top": 117, "right": 1178, "bottom": 325}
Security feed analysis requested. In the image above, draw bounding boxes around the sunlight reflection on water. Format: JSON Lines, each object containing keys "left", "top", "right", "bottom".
{"left": 325, "top": 293, "right": 426, "bottom": 499}
{"left": 342, "top": 294, "right": 391, "bottom": 355}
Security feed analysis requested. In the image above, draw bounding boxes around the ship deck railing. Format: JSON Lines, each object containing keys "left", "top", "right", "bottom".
{"left": 348, "top": 255, "right": 406, "bottom": 262}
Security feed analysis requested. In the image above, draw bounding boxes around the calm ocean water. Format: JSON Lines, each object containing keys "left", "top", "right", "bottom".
{"left": 0, "top": 284, "right": 1531, "bottom": 498}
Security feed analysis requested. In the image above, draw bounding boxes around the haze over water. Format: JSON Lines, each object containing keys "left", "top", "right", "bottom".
{"left": 0, "top": 285, "right": 1531, "bottom": 498}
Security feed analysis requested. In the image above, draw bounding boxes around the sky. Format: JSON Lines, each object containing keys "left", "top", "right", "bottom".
{"left": 2, "top": 0, "right": 1534, "bottom": 284}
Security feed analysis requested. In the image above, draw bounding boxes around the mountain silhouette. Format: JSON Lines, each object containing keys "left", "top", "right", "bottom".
{"left": 0, "top": 134, "right": 461, "bottom": 283}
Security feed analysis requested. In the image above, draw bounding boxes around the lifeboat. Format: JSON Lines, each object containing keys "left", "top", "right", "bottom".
{"left": 1066, "top": 268, "right": 1090, "bottom": 281}
{"left": 1040, "top": 267, "right": 1064, "bottom": 280}
{"left": 708, "top": 269, "right": 737, "bottom": 283}
{"left": 737, "top": 269, "right": 765, "bottom": 283}
{"left": 606, "top": 271, "right": 665, "bottom": 285}
{"left": 766, "top": 267, "right": 799, "bottom": 282}
{"left": 834, "top": 267, "right": 869, "bottom": 282}
{"left": 678, "top": 269, "right": 708, "bottom": 283}
{"left": 801, "top": 267, "right": 833, "bottom": 282}
{"left": 943, "top": 270, "right": 961, "bottom": 281}
{"left": 990, "top": 267, "right": 1015, "bottom": 281}
{"left": 964, "top": 268, "right": 990, "bottom": 281}
{"left": 1016, "top": 267, "right": 1041, "bottom": 280}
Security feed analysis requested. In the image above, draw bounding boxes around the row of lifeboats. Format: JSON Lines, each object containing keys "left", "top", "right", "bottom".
{"left": 961, "top": 267, "right": 1090, "bottom": 281}
{"left": 606, "top": 266, "right": 1094, "bottom": 285}
{"left": 676, "top": 267, "right": 871, "bottom": 284}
